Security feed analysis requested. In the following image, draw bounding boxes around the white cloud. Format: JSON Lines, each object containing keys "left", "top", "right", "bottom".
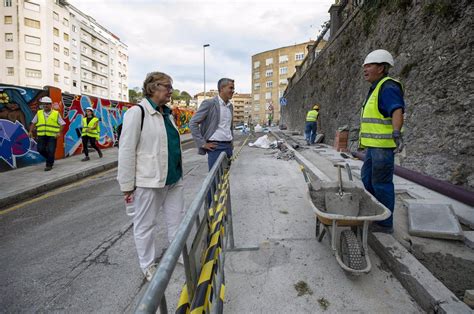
{"left": 71, "top": 0, "right": 334, "bottom": 95}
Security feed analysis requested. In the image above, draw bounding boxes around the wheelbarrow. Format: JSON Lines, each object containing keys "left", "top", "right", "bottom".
{"left": 302, "top": 163, "right": 391, "bottom": 274}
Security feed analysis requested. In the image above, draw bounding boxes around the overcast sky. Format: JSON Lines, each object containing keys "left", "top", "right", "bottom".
{"left": 72, "top": 0, "right": 334, "bottom": 96}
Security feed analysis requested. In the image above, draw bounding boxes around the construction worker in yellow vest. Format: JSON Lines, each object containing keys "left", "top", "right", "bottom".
{"left": 304, "top": 104, "right": 320, "bottom": 145}
{"left": 81, "top": 107, "right": 102, "bottom": 161}
{"left": 29, "top": 96, "right": 65, "bottom": 171}
{"left": 360, "top": 49, "right": 405, "bottom": 234}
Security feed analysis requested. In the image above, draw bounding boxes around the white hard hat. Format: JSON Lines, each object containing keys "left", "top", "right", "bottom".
{"left": 85, "top": 107, "right": 93, "bottom": 111}
{"left": 363, "top": 49, "right": 394, "bottom": 66}
{"left": 39, "top": 96, "right": 52, "bottom": 103}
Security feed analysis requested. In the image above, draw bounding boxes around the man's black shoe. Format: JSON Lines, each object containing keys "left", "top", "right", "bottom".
{"left": 44, "top": 166, "right": 53, "bottom": 171}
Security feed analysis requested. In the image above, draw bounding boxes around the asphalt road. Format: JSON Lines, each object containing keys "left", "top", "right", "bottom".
{"left": 0, "top": 140, "right": 209, "bottom": 312}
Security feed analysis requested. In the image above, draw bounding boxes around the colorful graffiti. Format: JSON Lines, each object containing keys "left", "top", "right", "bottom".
{"left": 172, "top": 107, "right": 194, "bottom": 135}
{"left": 0, "top": 83, "right": 195, "bottom": 170}
{"left": 62, "top": 94, "right": 132, "bottom": 156}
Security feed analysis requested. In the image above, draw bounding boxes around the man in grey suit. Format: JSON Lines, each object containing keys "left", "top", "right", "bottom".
{"left": 190, "top": 78, "right": 235, "bottom": 170}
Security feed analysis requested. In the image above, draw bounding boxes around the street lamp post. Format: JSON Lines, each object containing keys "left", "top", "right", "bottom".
{"left": 203, "top": 44, "right": 210, "bottom": 103}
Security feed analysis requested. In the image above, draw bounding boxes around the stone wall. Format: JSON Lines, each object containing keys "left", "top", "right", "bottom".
{"left": 282, "top": 0, "right": 474, "bottom": 190}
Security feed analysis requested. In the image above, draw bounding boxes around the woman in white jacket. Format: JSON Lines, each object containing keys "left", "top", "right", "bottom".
{"left": 117, "top": 72, "right": 184, "bottom": 281}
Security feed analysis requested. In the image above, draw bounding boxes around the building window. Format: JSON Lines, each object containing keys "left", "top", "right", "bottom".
{"left": 5, "top": 15, "right": 13, "bottom": 24}
{"left": 253, "top": 72, "right": 260, "bottom": 80}
{"left": 279, "top": 78, "right": 287, "bottom": 85}
{"left": 54, "top": 74, "right": 59, "bottom": 82}
{"left": 279, "top": 55, "right": 288, "bottom": 63}
{"left": 53, "top": 11, "right": 59, "bottom": 21}
{"left": 63, "top": 33, "right": 69, "bottom": 41}
{"left": 5, "top": 33, "right": 13, "bottom": 41}
{"left": 266, "top": 81, "right": 273, "bottom": 88}
{"left": 7, "top": 67, "right": 14, "bottom": 76}
{"left": 73, "top": 80, "right": 77, "bottom": 87}
{"left": 25, "top": 35, "right": 41, "bottom": 45}
{"left": 54, "top": 59, "right": 59, "bottom": 67}
{"left": 72, "top": 66, "right": 77, "bottom": 74}
{"left": 253, "top": 61, "right": 260, "bottom": 69}
{"left": 4, "top": 0, "right": 12, "bottom": 7}
{"left": 25, "top": 68, "right": 41, "bottom": 78}
{"left": 72, "top": 52, "right": 77, "bottom": 60}
{"left": 254, "top": 94, "right": 260, "bottom": 101}
{"left": 24, "top": 1, "right": 40, "bottom": 12}
{"left": 83, "top": 85, "right": 88, "bottom": 91}
{"left": 265, "top": 58, "right": 273, "bottom": 66}
{"left": 53, "top": 27, "right": 59, "bottom": 36}
{"left": 279, "top": 67, "right": 288, "bottom": 75}
{"left": 53, "top": 43, "right": 59, "bottom": 52}
{"left": 72, "top": 39, "right": 77, "bottom": 47}
{"left": 5, "top": 50, "right": 13, "bottom": 59}
{"left": 63, "top": 18, "right": 69, "bottom": 26}
{"left": 25, "top": 52, "right": 41, "bottom": 62}
{"left": 279, "top": 90, "right": 284, "bottom": 98}
{"left": 64, "top": 62, "right": 70, "bottom": 70}
{"left": 265, "top": 69, "right": 273, "bottom": 77}
{"left": 72, "top": 25, "right": 77, "bottom": 32}
{"left": 64, "top": 77, "right": 69, "bottom": 84}
{"left": 265, "top": 92, "right": 272, "bottom": 99}
{"left": 24, "top": 18, "right": 40, "bottom": 29}
{"left": 63, "top": 47, "right": 69, "bottom": 56}
{"left": 254, "top": 83, "right": 260, "bottom": 90}
{"left": 295, "top": 52, "right": 304, "bottom": 61}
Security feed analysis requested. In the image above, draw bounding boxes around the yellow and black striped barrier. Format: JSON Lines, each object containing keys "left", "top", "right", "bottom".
{"left": 176, "top": 171, "right": 230, "bottom": 314}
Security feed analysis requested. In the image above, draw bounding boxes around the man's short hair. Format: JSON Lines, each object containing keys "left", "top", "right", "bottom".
{"left": 217, "top": 78, "right": 234, "bottom": 92}
{"left": 142, "top": 71, "right": 173, "bottom": 98}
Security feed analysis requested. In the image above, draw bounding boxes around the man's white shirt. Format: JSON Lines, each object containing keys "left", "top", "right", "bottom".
{"left": 208, "top": 95, "right": 233, "bottom": 141}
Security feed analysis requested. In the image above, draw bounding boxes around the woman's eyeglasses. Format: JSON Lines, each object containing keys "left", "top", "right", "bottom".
{"left": 158, "top": 84, "right": 173, "bottom": 91}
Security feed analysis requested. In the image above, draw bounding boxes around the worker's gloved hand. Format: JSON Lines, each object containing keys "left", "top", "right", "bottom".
{"left": 393, "top": 130, "right": 404, "bottom": 153}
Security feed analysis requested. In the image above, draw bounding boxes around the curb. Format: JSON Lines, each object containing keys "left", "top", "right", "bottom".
{"left": 0, "top": 160, "right": 118, "bottom": 210}
{"left": 369, "top": 233, "right": 472, "bottom": 313}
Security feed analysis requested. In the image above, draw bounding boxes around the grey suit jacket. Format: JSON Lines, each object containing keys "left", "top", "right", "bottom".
{"left": 189, "top": 96, "right": 233, "bottom": 155}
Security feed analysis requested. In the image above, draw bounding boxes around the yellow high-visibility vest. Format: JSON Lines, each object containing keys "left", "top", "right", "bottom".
{"left": 82, "top": 117, "right": 100, "bottom": 139}
{"left": 359, "top": 76, "right": 402, "bottom": 148}
{"left": 36, "top": 110, "right": 60, "bottom": 137}
{"left": 306, "top": 110, "right": 319, "bottom": 122}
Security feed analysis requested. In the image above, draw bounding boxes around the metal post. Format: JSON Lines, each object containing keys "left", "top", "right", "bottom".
{"left": 203, "top": 44, "right": 210, "bottom": 103}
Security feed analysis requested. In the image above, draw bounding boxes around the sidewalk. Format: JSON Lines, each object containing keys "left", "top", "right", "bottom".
{"left": 223, "top": 134, "right": 422, "bottom": 312}
{"left": 0, "top": 133, "right": 193, "bottom": 210}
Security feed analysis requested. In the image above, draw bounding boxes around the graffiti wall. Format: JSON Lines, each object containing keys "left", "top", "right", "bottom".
{"left": 0, "top": 83, "right": 195, "bottom": 171}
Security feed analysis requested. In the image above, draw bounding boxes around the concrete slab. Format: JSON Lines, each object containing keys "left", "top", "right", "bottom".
{"left": 465, "top": 290, "right": 474, "bottom": 308}
{"left": 407, "top": 203, "right": 464, "bottom": 240}
{"left": 465, "top": 232, "right": 474, "bottom": 249}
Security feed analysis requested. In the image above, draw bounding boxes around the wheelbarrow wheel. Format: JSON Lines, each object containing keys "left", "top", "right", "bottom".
{"left": 340, "top": 230, "right": 366, "bottom": 270}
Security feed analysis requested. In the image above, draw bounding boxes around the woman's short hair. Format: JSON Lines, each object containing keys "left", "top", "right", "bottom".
{"left": 142, "top": 72, "right": 173, "bottom": 98}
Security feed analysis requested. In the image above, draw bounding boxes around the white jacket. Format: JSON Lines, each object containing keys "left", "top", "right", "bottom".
{"left": 117, "top": 98, "right": 180, "bottom": 192}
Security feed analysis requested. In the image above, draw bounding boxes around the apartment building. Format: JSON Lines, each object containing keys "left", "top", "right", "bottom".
{"left": 251, "top": 40, "right": 326, "bottom": 125}
{"left": 0, "top": 0, "right": 129, "bottom": 101}
{"left": 193, "top": 90, "right": 251, "bottom": 125}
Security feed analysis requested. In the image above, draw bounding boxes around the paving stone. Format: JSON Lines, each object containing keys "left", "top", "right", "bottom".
{"left": 464, "top": 290, "right": 474, "bottom": 308}
{"left": 408, "top": 203, "right": 464, "bottom": 240}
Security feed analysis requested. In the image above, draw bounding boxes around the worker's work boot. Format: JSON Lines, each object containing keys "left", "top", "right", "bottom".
{"left": 81, "top": 156, "right": 90, "bottom": 162}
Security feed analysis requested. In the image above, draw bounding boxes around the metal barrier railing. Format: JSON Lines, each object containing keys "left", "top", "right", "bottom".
{"left": 135, "top": 152, "right": 233, "bottom": 314}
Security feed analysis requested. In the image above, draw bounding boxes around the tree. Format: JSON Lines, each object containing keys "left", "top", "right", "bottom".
{"left": 128, "top": 87, "right": 142, "bottom": 103}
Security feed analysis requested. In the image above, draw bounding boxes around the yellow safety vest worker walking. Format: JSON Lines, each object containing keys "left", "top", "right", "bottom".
{"left": 36, "top": 110, "right": 61, "bottom": 137}
{"left": 82, "top": 117, "right": 100, "bottom": 139}
{"left": 305, "top": 104, "right": 320, "bottom": 145}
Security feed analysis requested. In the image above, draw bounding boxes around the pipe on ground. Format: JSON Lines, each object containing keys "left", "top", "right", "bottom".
{"left": 352, "top": 151, "right": 474, "bottom": 207}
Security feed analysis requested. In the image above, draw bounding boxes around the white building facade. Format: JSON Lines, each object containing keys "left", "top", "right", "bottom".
{"left": 0, "top": 0, "right": 129, "bottom": 101}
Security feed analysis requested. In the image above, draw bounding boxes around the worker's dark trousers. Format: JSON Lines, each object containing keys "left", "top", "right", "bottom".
{"left": 37, "top": 136, "right": 57, "bottom": 167}
{"left": 361, "top": 147, "right": 395, "bottom": 227}
{"left": 304, "top": 121, "right": 317, "bottom": 144}
{"left": 82, "top": 136, "right": 101, "bottom": 157}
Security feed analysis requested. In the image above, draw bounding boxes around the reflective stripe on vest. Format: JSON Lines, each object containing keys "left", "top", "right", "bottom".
{"left": 359, "top": 77, "right": 401, "bottom": 148}
{"left": 82, "top": 117, "right": 100, "bottom": 139}
{"left": 37, "top": 110, "right": 60, "bottom": 137}
{"left": 306, "top": 110, "right": 319, "bottom": 122}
